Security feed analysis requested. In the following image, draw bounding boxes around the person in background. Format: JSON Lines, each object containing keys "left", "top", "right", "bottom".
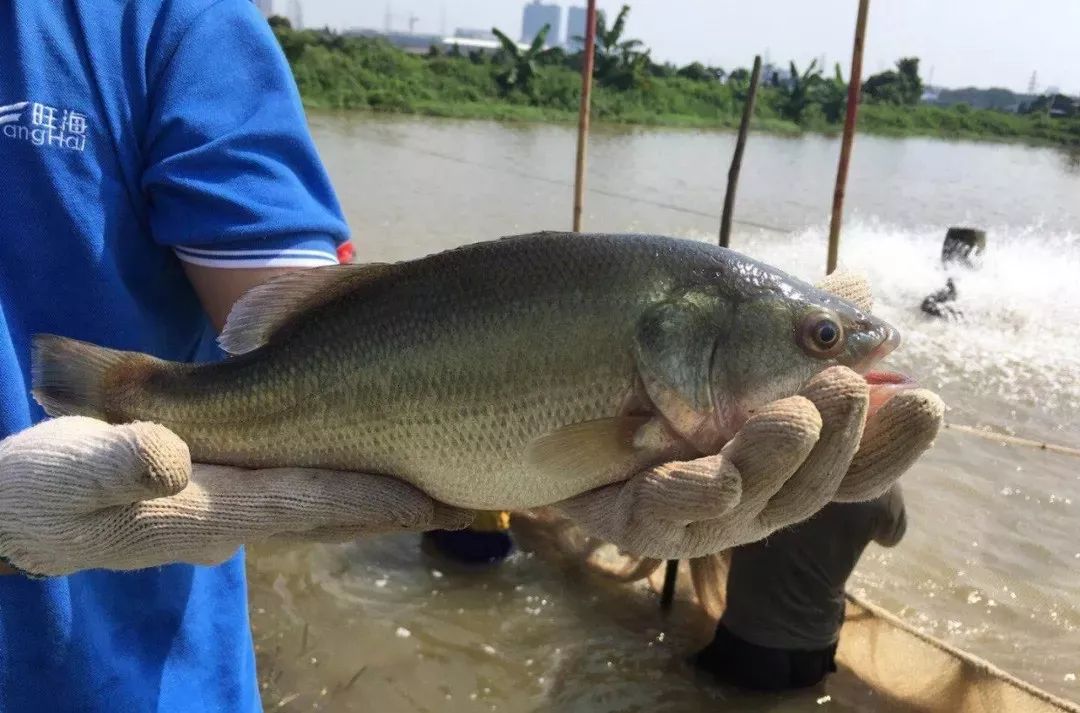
{"left": 921, "top": 227, "right": 986, "bottom": 320}
{"left": 694, "top": 485, "right": 907, "bottom": 691}
{"left": 920, "top": 277, "right": 960, "bottom": 319}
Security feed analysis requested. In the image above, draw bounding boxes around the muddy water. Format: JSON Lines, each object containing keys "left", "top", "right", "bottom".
{"left": 248, "top": 114, "right": 1080, "bottom": 710}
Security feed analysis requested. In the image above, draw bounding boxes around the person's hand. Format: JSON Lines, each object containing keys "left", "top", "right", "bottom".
{"left": 552, "top": 271, "right": 944, "bottom": 560}
{"left": 0, "top": 416, "right": 472, "bottom": 577}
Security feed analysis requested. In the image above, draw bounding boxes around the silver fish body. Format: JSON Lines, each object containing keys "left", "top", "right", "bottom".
{"left": 32, "top": 232, "right": 898, "bottom": 509}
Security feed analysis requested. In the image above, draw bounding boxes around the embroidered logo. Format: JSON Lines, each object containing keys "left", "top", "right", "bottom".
{"left": 1, "top": 100, "right": 88, "bottom": 152}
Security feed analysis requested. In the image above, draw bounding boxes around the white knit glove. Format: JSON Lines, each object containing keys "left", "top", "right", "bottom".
{"left": 553, "top": 271, "right": 945, "bottom": 559}
{"left": 0, "top": 417, "right": 472, "bottom": 577}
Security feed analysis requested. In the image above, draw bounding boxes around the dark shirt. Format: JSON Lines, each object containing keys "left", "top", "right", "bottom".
{"left": 720, "top": 486, "right": 906, "bottom": 650}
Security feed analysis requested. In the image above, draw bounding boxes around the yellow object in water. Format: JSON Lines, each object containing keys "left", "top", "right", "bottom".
{"left": 470, "top": 510, "right": 511, "bottom": 532}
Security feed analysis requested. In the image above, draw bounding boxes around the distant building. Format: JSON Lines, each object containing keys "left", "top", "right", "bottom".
{"left": 287, "top": 0, "right": 303, "bottom": 29}
{"left": 565, "top": 6, "right": 586, "bottom": 50}
{"left": 345, "top": 28, "right": 443, "bottom": 54}
{"left": 919, "top": 86, "right": 942, "bottom": 105}
{"left": 454, "top": 28, "right": 498, "bottom": 42}
{"left": 443, "top": 35, "right": 527, "bottom": 55}
{"left": 564, "top": 6, "right": 604, "bottom": 51}
{"left": 521, "top": 0, "right": 560, "bottom": 45}
{"left": 344, "top": 28, "right": 527, "bottom": 56}
{"left": 253, "top": 0, "right": 274, "bottom": 18}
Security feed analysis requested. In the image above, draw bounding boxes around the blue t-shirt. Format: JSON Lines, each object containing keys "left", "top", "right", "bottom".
{"left": 0, "top": 1, "right": 349, "bottom": 710}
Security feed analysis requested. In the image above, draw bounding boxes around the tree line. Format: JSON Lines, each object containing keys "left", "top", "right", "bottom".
{"left": 484, "top": 5, "right": 929, "bottom": 123}
{"left": 266, "top": 11, "right": 1080, "bottom": 147}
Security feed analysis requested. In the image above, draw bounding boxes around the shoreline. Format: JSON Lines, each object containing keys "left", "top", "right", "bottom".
{"left": 273, "top": 24, "right": 1079, "bottom": 153}
{"left": 301, "top": 100, "right": 1080, "bottom": 151}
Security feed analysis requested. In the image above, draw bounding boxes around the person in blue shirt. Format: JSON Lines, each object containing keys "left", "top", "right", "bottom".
{"left": 0, "top": 2, "right": 472, "bottom": 710}
{"left": 0, "top": 1, "right": 945, "bottom": 710}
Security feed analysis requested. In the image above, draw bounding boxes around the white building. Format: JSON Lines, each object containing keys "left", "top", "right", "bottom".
{"left": 442, "top": 35, "right": 529, "bottom": 55}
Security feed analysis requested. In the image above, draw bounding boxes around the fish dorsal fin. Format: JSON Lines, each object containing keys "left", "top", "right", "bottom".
{"left": 218, "top": 262, "right": 397, "bottom": 355}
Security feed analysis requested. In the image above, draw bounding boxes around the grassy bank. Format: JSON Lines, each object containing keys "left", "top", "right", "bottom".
{"left": 275, "top": 26, "right": 1080, "bottom": 148}
{"left": 860, "top": 103, "right": 1080, "bottom": 146}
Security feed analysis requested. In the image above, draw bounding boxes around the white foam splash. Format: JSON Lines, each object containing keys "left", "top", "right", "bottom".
{"left": 703, "top": 220, "right": 1080, "bottom": 440}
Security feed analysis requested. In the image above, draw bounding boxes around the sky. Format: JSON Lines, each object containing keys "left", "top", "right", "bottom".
{"left": 288, "top": 0, "right": 1080, "bottom": 95}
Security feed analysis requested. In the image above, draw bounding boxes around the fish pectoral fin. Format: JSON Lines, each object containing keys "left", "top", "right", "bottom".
{"left": 218, "top": 262, "right": 399, "bottom": 355}
{"left": 524, "top": 416, "right": 659, "bottom": 484}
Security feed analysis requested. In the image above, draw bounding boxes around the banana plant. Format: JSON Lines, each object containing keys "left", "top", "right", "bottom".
{"left": 573, "top": 4, "right": 648, "bottom": 87}
{"left": 817, "top": 63, "right": 848, "bottom": 122}
{"left": 491, "top": 24, "right": 555, "bottom": 97}
{"left": 779, "top": 59, "right": 825, "bottom": 122}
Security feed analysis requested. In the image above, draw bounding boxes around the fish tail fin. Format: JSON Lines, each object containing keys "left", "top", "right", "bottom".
{"left": 31, "top": 334, "right": 149, "bottom": 421}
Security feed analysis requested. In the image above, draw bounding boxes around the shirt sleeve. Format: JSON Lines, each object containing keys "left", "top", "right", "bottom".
{"left": 141, "top": 0, "right": 350, "bottom": 267}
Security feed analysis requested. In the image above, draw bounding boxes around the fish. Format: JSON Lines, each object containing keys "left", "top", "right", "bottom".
{"left": 31, "top": 231, "right": 902, "bottom": 510}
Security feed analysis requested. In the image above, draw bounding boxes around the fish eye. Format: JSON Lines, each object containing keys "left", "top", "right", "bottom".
{"left": 798, "top": 312, "right": 845, "bottom": 358}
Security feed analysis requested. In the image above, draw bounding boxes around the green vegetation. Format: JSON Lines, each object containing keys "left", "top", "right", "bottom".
{"left": 935, "top": 86, "right": 1032, "bottom": 111}
{"left": 490, "top": 24, "right": 557, "bottom": 97}
{"left": 863, "top": 57, "right": 923, "bottom": 106}
{"left": 585, "top": 5, "right": 652, "bottom": 90}
{"left": 268, "top": 14, "right": 1080, "bottom": 147}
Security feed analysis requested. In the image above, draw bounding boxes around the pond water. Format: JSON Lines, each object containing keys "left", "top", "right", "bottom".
{"left": 248, "top": 114, "right": 1080, "bottom": 710}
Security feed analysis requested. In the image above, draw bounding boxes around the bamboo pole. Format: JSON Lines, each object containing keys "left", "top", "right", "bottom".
{"left": 571, "top": 0, "right": 598, "bottom": 232}
{"left": 826, "top": 0, "right": 870, "bottom": 274}
{"left": 719, "top": 55, "right": 762, "bottom": 247}
{"left": 660, "top": 559, "right": 678, "bottom": 611}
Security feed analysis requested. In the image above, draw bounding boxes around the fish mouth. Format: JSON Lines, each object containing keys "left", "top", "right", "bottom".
{"left": 865, "top": 369, "right": 915, "bottom": 385}
{"left": 858, "top": 328, "right": 917, "bottom": 416}
{"left": 852, "top": 325, "right": 902, "bottom": 376}
{"left": 865, "top": 371, "right": 918, "bottom": 417}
